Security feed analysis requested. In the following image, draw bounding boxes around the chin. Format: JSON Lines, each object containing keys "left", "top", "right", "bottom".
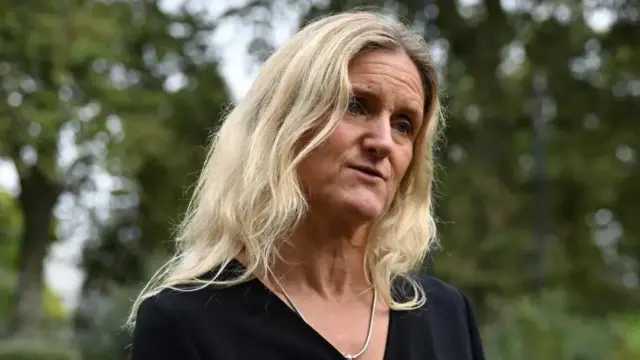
{"left": 309, "top": 189, "right": 387, "bottom": 223}
{"left": 343, "top": 195, "right": 386, "bottom": 221}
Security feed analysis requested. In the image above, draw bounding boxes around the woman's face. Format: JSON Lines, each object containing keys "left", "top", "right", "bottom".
{"left": 297, "top": 49, "right": 425, "bottom": 224}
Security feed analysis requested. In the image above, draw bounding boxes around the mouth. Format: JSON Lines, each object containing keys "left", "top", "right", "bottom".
{"left": 349, "top": 165, "right": 385, "bottom": 180}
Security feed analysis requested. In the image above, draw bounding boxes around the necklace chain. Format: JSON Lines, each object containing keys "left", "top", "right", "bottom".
{"left": 268, "top": 268, "right": 377, "bottom": 359}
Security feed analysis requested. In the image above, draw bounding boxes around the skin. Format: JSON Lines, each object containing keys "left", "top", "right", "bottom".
{"left": 268, "top": 49, "right": 425, "bottom": 359}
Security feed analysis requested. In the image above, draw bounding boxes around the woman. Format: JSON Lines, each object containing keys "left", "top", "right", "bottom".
{"left": 127, "top": 10, "right": 485, "bottom": 360}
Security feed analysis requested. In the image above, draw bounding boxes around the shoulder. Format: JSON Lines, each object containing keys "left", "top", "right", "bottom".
{"left": 133, "top": 286, "right": 214, "bottom": 343}
{"left": 137, "top": 286, "right": 210, "bottom": 321}
{"left": 137, "top": 278, "right": 242, "bottom": 325}
{"left": 138, "top": 262, "right": 250, "bottom": 321}
{"left": 131, "top": 280, "right": 246, "bottom": 359}
{"left": 409, "top": 272, "right": 478, "bottom": 321}
{"left": 395, "top": 271, "right": 471, "bottom": 309}
{"left": 406, "top": 272, "right": 486, "bottom": 359}
{"left": 131, "top": 287, "right": 217, "bottom": 359}
{"left": 419, "top": 273, "right": 465, "bottom": 298}
{"left": 419, "top": 274, "right": 473, "bottom": 311}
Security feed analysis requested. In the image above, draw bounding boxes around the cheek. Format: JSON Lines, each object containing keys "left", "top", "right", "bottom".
{"left": 297, "top": 153, "right": 320, "bottom": 185}
{"left": 397, "top": 148, "right": 414, "bottom": 177}
{"left": 295, "top": 131, "right": 337, "bottom": 185}
{"left": 391, "top": 148, "right": 414, "bottom": 190}
{"left": 297, "top": 144, "right": 337, "bottom": 187}
{"left": 310, "top": 130, "right": 350, "bottom": 169}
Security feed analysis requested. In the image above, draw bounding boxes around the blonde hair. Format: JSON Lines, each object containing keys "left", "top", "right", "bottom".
{"left": 125, "top": 10, "right": 442, "bottom": 329}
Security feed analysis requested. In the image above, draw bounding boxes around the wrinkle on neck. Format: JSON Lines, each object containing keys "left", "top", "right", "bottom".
{"left": 273, "top": 213, "right": 375, "bottom": 301}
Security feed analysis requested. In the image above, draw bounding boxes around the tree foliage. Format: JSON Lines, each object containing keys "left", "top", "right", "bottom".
{"left": 483, "top": 289, "right": 640, "bottom": 359}
{"left": 0, "top": 0, "right": 230, "bottom": 339}
{"left": 0, "top": 0, "right": 638, "bottom": 358}
{"left": 248, "top": 0, "right": 640, "bottom": 317}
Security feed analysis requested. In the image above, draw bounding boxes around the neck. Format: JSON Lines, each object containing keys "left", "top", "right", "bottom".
{"left": 273, "top": 215, "right": 373, "bottom": 301}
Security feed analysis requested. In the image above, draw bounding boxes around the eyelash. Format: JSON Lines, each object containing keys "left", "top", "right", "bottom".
{"left": 347, "top": 96, "right": 415, "bottom": 135}
{"left": 347, "top": 97, "right": 365, "bottom": 115}
{"left": 393, "top": 118, "right": 414, "bottom": 134}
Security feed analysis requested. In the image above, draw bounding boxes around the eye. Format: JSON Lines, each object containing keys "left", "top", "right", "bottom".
{"left": 393, "top": 117, "right": 414, "bottom": 135}
{"left": 347, "top": 96, "right": 365, "bottom": 115}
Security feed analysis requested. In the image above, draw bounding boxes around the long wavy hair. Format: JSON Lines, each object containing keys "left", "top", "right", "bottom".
{"left": 125, "top": 10, "right": 443, "bottom": 329}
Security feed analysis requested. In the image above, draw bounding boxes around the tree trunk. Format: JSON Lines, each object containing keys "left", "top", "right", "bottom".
{"left": 5, "top": 167, "right": 61, "bottom": 337}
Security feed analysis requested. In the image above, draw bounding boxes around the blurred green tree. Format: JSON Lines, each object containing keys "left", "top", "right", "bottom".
{"left": 245, "top": 0, "right": 640, "bottom": 319}
{"left": 0, "top": 190, "right": 22, "bottom": 323}
{"left": 0, "top": 0, "right": 230, "bottom": 339}
{"left": 0, "top": 190, "right": 71, "bottom": 355}
{"left": 67, "top": 2, "right": 237, "bottom": 357}
{"left": 3, "top": 0, "right": 637, "bottom": 358}
{"left": 0, "top": 0, "right": 129, "bottom": 336}
{"left": 482, "top": 289, "right": 640, "bottom": 359}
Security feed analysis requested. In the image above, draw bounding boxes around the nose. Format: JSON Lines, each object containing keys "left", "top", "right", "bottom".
{"left": 362, "top": 115, "right": 393, "bottom": 159}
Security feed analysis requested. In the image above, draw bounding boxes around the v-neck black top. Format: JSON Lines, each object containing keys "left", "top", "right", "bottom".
{"left": 130, "top": 260, "right": 485, "bottom": 360}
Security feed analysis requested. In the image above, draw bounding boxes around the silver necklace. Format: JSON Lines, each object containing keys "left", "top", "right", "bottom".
{"left": 268, "top": 268, "right": 377, "bottom": 360}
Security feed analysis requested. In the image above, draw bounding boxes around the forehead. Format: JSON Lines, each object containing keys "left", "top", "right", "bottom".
{"left": 348, "top": 50, "right": 425, "bottom": 113}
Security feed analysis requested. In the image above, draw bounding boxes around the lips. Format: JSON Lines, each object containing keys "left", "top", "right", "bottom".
{"left": 349, "top": 165, "right": 385, "bottom": 180}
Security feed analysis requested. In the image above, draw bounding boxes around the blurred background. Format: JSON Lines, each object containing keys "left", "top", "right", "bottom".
{"left": 0, "top": 0, "right": 638, "bottom": 359}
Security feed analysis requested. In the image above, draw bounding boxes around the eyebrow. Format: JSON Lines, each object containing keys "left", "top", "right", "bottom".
{"left": 351, "top": 85, "right": 424, "bottom": 121}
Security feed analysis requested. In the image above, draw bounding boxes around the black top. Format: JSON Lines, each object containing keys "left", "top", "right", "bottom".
{"left": 130, "top": 260, "right": 485, "bottom": 360}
